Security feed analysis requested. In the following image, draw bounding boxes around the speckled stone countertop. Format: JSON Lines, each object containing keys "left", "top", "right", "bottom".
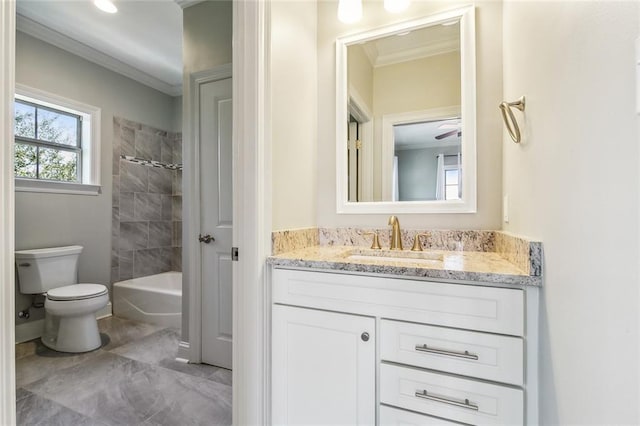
{"left": 267, "top": 245, "right": 542, "bottom": 287}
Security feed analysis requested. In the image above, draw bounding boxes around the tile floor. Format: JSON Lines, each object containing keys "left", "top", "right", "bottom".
{"left": 15, "top": 317, "right": 232, "bottom": 426}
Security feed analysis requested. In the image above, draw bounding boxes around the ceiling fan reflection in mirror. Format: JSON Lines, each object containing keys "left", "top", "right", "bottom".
{"left": 435, "top": 119, "right": 461, "bottom": 140}
{"left": 393, "top": 118, "right": 461, "bottom": 151}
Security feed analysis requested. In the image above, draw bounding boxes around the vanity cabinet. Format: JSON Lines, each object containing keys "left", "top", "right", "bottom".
{"left": 271, "top": 268, "right": 538, "bottom": 425}
{"left": 271, "top": 305, "right": 376, "bottom": 425}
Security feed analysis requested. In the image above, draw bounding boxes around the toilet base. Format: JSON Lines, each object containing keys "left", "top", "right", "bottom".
{"left": 42, "top": 292, "right": 109, "bottom": 353}
{"left": 42, "top": 312, "right": 103, "bottom": 353}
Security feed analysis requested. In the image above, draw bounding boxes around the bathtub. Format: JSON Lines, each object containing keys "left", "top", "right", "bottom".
{"left": 113, "top": 272, "right": 181, "bottom": 329}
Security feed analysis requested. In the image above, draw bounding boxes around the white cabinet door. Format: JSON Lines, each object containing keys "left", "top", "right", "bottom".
{"left": 272, "top": 305, "right": 376, "bottom": 425}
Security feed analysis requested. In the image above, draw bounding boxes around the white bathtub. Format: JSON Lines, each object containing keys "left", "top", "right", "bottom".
{"left": 113, "top": 272, "right": 181, "bottom": 329}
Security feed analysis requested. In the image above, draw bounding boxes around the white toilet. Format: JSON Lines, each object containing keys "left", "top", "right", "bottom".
{"left": 15, "top": 245, "right": 109, "bottom": 353}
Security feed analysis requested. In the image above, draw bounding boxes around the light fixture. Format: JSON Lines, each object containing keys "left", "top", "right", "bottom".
{"left": 384, "top": 0, "right": 410, "bottom": 14}
{"left": 94, "top": 0, "right": 117, "bottom": 14}
{"left": 338, "top": 0, "right": 362, "bottom": 24}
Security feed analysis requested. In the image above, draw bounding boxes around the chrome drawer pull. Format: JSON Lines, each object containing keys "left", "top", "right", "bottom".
{"left": 415, "top": 389, "right": 479, "bottom": 411}
{"left": 415, "top": 344, "right": 479, "bottom": 360}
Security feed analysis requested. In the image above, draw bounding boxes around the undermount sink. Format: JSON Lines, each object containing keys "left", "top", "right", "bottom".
{"left": 346, "top": 248, "right": 444, "bottom": 264}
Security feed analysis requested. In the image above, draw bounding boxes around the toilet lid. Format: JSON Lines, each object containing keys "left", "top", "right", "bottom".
{"left": 47, "top": 284, "right": 108, "bottom": 301}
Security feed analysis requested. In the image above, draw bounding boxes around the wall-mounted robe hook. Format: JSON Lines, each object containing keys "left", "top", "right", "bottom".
{"left": 499, "top": 96, "right": 525, "bottom": 143}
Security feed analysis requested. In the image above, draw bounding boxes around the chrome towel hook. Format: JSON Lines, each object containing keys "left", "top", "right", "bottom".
{"left": 499, "top": 96, "right": 526, "bottom": 143}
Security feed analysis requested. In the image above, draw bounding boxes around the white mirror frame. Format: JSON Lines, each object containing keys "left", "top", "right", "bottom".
{"left": 336, "top": 6, "right": 476, "bottom": 214}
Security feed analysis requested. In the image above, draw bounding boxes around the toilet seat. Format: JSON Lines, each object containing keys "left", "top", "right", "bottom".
{"left": 47, "top": 284, "right": 108, "bottom": 301}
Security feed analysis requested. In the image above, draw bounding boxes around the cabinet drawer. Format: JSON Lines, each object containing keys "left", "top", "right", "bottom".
{"left": 380, "top": 364, "right": 523, "bottom": 425}
{"left": 380, "top": 405, "right": 460, "bottom": 425}
{"left": 381, "top": 320, "right": 524, "bottom": 386}
{"left": 273, "top": 269, "right": 524, "bottom": 335}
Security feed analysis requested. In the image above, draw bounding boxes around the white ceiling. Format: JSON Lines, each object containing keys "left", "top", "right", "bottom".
{"left": 393, "top": 118, "right": 461, "bottom": 151}
{"left": 17, "top": 0, "right": 184, "bottom": 96}
{"left": 361, "top": 21, "right": 460, "bottom": 68}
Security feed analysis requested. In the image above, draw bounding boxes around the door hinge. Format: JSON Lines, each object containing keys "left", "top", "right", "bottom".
{"left": 231, "top": 247, "right": 239, "bottom": 261}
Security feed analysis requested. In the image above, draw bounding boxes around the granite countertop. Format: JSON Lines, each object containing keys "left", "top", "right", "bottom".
{"left": 267, "top": 245, "right": 542, "bottom": 287}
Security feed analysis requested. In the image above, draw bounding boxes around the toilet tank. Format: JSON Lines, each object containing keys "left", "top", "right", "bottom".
{"left": 15, "top": 245, "right": 83, "bottom": 294}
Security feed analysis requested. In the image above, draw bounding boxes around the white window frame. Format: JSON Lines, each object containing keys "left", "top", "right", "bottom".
{"left": 443, "top": 163, "right": 461, "bottom": 200}
{"left": 14, "top": 84, "right": 101, "bottom": 195}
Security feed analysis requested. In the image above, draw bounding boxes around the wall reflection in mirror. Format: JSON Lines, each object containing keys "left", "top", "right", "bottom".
{"left": 393, "top": 118, "right": 461, "bottom": 202}
{"left": 345, "top": 20, "right": 462, "bottom": 203}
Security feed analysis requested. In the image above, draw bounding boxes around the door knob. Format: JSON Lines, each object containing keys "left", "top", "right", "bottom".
{"left": 361, "top": 332, "right": 370, "bottom": 342}
{"left": 198, "top": 234, "right": 215, "bottom": 244}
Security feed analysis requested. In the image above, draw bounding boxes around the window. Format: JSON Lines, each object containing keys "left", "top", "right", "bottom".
{"left": 444, "top": 166, "right": 461, "bottom": 200}
{"left": 14, "top": 100, "right": 82, "bottom": 182}
{"left": 14, "top": 85, "right": 101, "bottom": 195}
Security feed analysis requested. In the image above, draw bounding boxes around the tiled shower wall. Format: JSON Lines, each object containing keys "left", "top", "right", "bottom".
{"left": 111, "top": 117, "right": 182, "bottom": 283}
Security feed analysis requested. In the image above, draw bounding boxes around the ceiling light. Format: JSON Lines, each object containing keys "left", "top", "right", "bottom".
{"left": 94, "top": 0, "right": 117, "bottom": 14}
{"left": 338, "top": 0, "right": 362, "bottom": 24}
{"left": 384, "top": 0, "right": 410, "bottom": 14}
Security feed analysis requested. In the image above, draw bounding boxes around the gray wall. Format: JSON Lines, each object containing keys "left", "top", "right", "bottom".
{"left": 15, "top": 32, "right": 179, "bottom": 326}
{"left": 172, "top": 96, "right": 183, "bottom": 135}
{"left": 183, "top": 2, "right": 232, "bottom": 76}
{"left": 181, "top": 0, "right": 232, "bottom": 342}
{"left": 396, "top": 147, "right": 459, "bottom": 201}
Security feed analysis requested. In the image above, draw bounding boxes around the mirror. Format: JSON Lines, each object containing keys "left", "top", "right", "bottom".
{"left": 336, "top": 6, "right": 476, "bottom": 214}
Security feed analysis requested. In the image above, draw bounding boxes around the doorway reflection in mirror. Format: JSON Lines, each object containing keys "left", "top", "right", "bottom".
{"left": 392, "top": 118, "right": 461, "bottom": 202}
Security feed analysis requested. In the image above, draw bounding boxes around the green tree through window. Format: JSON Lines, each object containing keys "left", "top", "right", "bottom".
{"left": 14, "top": 100, "right": 80, "bottom": 182}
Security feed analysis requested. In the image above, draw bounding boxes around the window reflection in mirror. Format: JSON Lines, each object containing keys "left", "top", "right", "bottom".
{"left": 392, "top": 118, "right": 461, "bottom": 202}
{"left": 346, "top": 21, "right": 461, "bottom": 202}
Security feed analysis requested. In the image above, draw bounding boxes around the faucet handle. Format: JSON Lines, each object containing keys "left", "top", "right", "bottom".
{"left": 364, "top": 232, "right": 382, "bottom": 250}
{"left": 411, "top": 233, "right": 430, "bottom": 252}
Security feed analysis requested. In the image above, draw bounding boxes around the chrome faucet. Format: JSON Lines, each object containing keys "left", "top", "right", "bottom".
{"left": 388, "top": 215, "right": 403, "bottom": 250}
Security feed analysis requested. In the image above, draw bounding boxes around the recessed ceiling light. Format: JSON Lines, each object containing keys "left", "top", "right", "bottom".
{"left": 94, "top": 0, "right": 117, "bottom": 14}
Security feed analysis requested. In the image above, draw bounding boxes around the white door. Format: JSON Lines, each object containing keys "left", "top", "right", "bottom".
{"left": 272, "top": 305, "right": 376, "bottom": 425}
{"left": 200, "top": 77, "right": 233, "bottom": 369}
{"left": 347, "top": 121, "right": 362, "bottom": 202}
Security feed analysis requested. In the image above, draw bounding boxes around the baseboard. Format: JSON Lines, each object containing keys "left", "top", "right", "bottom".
{"left": 96, "top": 301, "right": 113, "bottom": 320}
{"left": 15, "top": 319, "right": 44, "bottom": 343}
{"left": 15, "top": 302, "right": 113, "bottom": 343}
{"left": 176, "top": 340, "right": 190, "bottom": 362}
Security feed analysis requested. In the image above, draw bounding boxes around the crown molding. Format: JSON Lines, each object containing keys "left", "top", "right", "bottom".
{"left": 16, "top": 14, "right": 183, "bottom": 96}
{"left": 174, "top": 0, "right": 207, "bottom": 9}
{"left": 365, "top": 38, "right": 460, "bottom": 68}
